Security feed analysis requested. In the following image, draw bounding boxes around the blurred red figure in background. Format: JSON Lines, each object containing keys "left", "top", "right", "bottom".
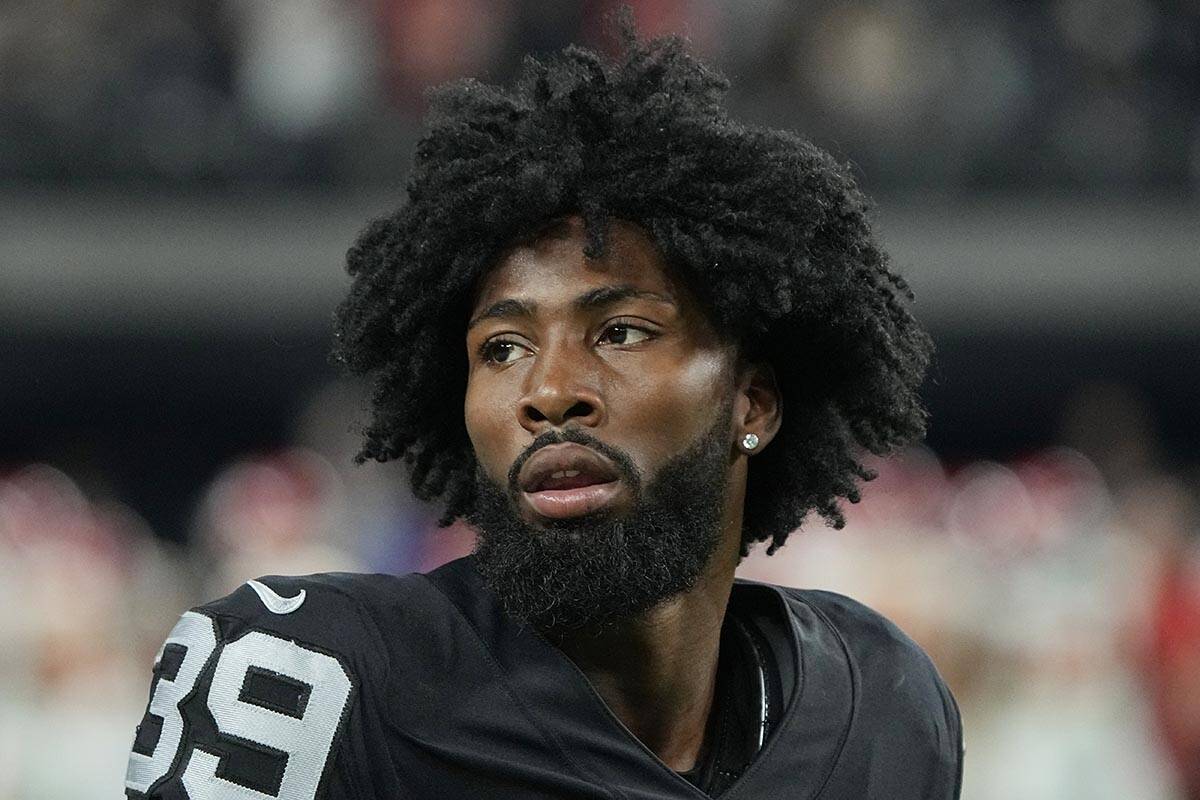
{"left": 1147, "top": 542, "right": 1200, "bottom": 799}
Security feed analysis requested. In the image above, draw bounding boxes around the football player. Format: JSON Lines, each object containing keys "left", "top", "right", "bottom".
{"left": 126, "top": 24, "right": 962, "bottom": 800}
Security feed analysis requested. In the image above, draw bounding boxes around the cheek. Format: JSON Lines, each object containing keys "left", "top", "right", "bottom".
{"left": 623, "top": 349, "right": 731, "bottom": 455}
{"left": 463, "top": 379, "right": 513, "bottom": 479}
{"left": 673, "top": 350, "right": 731, "bottom": 399}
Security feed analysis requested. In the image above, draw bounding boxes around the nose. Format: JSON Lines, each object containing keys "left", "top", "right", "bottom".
{"left": 518, "top": 343, "right": 605, "bottom": 434}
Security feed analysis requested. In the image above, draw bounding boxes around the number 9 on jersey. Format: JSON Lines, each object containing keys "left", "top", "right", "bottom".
{"left": 126, "top": 611, "right": 353, "bottom": 800}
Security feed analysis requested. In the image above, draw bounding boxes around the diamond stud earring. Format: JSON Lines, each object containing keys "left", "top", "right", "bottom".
{"left": 741, "top": 433, "right": 760, "bottom": 451}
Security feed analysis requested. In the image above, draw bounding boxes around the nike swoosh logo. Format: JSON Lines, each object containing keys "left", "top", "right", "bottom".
{"left": 246, "top": 579, "right": 306, "bottom": 614}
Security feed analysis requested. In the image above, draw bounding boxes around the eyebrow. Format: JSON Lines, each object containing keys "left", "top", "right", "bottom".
{"left": 467, "top": 284, "right": 677, "bottom": 331}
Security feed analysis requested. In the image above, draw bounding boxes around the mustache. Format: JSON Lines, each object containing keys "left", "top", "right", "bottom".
{"left": 505, "top": 427, "right": 643, "bottom": 497}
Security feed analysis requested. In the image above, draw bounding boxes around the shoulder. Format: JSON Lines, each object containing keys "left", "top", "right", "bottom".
{"left": 787, "top": 587, "right": 936, "bottom": 671}
{"left": 124, "top": 569, "right": 458, "bottom": 799}
{"left": 778, "top": 586, "right": 965, "bottom": 796}
{"left": 203, "top": 570, "right": 431, "bottom": 620}
{"left": 197, "top": 570, "right": 435, "bottom": 657}
{"left": 780, "top": 587, "right": 947, "bottom": 694}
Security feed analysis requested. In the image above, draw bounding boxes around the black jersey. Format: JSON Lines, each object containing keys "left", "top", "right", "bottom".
{"left": 125, "top": 555, "right": 963, "bottom": 800}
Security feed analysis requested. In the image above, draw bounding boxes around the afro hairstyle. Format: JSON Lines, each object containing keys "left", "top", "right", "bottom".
{"left": 333, "top": 26, "right": 933, "bottom": 556}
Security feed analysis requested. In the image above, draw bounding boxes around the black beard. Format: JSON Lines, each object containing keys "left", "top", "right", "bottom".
{"left": 467, "top": 404, "right": 733, "bottom": 633}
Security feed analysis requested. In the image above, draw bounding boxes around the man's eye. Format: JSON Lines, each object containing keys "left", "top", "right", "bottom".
{"left": 480, "top": 339, "right": 532, "bottom": 364}
{"left": 599, "top": 324, "right": 652, "bottom": 345}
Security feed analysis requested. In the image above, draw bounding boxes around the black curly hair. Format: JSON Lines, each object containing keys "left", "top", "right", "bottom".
{"left": 333, "top": 26, "right": 932, "bottom": 557}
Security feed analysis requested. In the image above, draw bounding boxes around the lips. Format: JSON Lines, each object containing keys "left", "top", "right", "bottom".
{"left": 517, "top": 442, "right": 627, "bottom": 520}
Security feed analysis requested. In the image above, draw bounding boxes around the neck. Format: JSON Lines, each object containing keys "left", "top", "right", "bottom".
{"left": 544, "top": 520, "right": 743, "bottom": 772}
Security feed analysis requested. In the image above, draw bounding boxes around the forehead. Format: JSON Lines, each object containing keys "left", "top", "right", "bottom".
{"left": 470, "top": 218, "right": 691, "bottom": 312}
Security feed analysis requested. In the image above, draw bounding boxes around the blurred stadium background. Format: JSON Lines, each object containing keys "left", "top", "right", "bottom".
{"left": 2, "top": 1, "right": 1199, "bottom": 797}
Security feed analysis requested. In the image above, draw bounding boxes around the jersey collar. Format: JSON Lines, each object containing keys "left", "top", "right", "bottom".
{"left": 424, "top": 557, "right": 854, "bottom": 800}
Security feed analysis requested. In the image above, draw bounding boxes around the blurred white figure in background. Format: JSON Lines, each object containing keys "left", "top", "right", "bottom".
{"left": 0, "top": 465, "right": 184, "bottom": 800}
{"left": 738, "top": 444, "right": 1182, "bottom": 800}
{"left": 232, "top": 0, "right": 376, "bottom": 138}
{"left": 954, "top": 450, "right": 1179, "bottom": 800}
{"left": 192, "top": 447, "right": 363, "bottom": 600}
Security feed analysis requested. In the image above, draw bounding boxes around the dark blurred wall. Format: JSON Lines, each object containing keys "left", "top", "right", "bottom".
{"left": 3, "top": 0, "right": 1198, "bottom": 542}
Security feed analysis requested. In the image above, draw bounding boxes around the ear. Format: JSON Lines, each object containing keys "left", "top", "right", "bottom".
{"left": 734, "top": 359, "right": 782, "bottom": 454}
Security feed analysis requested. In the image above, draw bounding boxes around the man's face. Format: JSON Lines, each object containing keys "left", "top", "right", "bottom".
{"left": 463, "top": 217, "right": 741, "bottom": 630}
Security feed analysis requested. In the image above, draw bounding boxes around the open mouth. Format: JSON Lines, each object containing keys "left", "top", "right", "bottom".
{"left": 517, "top": 443, "right": 629, "bottom": 520}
